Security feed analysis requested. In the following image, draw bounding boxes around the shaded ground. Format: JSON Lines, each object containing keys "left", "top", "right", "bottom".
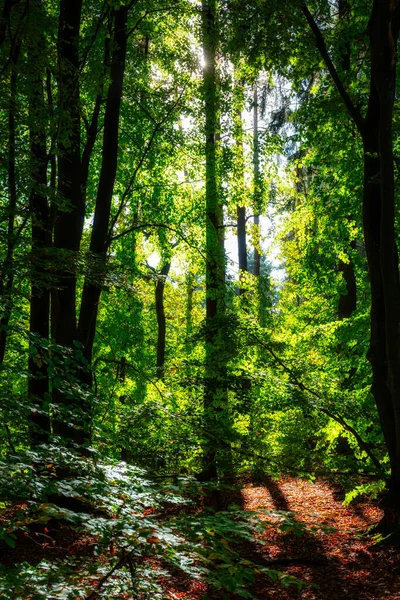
{"left": 1, "top": 478, "right": 399, "bottom": 599}
{"left": 162, "top": 476, "right": 400, "bottom": 599}
{"left": 232, "top": 476, "right": 399, "bottom": 600}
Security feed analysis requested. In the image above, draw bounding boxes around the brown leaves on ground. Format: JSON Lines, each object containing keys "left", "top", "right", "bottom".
{"left": 2, "top": 478, "right": 400, "bottom": 600}
{"left": 163, "top": 476, "right": 400, "bottom": 600}
{"left": 236, "top": 477, "right": 399, "bottom": 600}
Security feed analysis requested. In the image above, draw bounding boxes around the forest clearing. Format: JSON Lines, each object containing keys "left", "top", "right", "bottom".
{"left": 1, "top": 0, "right": 400, "bottom": 598}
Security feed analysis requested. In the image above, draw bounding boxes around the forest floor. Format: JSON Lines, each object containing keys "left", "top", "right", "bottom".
{"left": 165, "top": 476, "right": 400, "bottom": 600}
{"left": 2, "top": 476, "right": 400, "bottom": 599}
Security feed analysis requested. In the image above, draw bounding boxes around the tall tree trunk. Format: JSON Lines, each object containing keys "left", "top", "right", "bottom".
{"left": 252, "top": 84, "right": 261, "bottom": 278}
{"left": 27, "top": 2, "right": 51, "bottom": 445}
{"left": 81, "top": 31, "right": 111, "bottom": 200}
{"left": 155, "top": 261, "right": 171, "bottom": 379}
{"left": 302, "top": 0, "right": 400, "bottom": 531}
{"left": 233, "top": 79, "right": 247, "bottom": 294}
{"left": 201, "top": 0, "right": 226, "bottom": 483}
{"left": 0, "top": 40, "right": 20, "bottom": 364}
{"left": 185, "top": 269, "right": 195, "bottom": 383}
{"left": 363, "top": 111, "right": 397, "bottom": 518}
{"left": 52, "top": 0, "right": 84, "bottom": 442}
{"left": 78, "top": 5, "right": 128, "bottom": 379}
{"left": 368, "top": 0, "right": 400, "bottom": 528}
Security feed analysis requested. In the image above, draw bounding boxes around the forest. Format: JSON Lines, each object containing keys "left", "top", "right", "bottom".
{"left": 0, "top": 0, "right": 400, "bottom": 598}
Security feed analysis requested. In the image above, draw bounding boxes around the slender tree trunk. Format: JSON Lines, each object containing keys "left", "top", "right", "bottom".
{"left": 52, "top": 0, "right": 84, "bottom": 442}
{"left": 186, "top": 270, "right": 194, "bottom": 344}
{"left": 185, "top": 269, "right": 195, "bottom": 383}
{"left": 27, "top": 3, "right": 51, "bottom": 445}
{"left": 0, "top": 41, "right": 20, "bottom": 364}
{"left": 363, "top": 120, "right": 397, "bottom": 509}
{"left": 201, "top": 0, "right": 227, "bottom": 484}
{"left": 155, "top": 261, "right": 171, "bottom": 379}
{"left": 81, "top": 32, "right": 111, "bottom": 200}
{"left": 233, "top": 78, "right": 247, "bottom": 293}
{"left": 237, "top": 206, "right": 247, "bottom": 281}
{"left": 78, "top": 5, "right": 128, "bottom": 379}
{"left": 253, "top": 84, "right": 261, "bottom": 278}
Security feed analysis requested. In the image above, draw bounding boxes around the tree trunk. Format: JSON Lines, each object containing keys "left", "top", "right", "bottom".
{"left": 185, "top": 269, "right": 195, "bottom": 383}
{"left": 201, "top": 0, "right": 226, "bottom": 483}
{"left": 52, "top": 0, "right": 84, "bottom": 442}
{"left": 367, "top": 0, "right": 400, "bottom": 528}
{"left": 0, "top": 40, "right": 20, "bottom": 364}
{"left": 78, "top": 5, "right": 128, "bottom": 380}
{"left": 155, "top": 261, "right": 171, "bottom": 379}
{"left": 27, "top": 3, "right": 51, "bottom": 445}
{"left": 233, "top": 78, "right": 247, "bottom": 293}
{"left": 252, "top": 84, "right": 261, "bottom": 278}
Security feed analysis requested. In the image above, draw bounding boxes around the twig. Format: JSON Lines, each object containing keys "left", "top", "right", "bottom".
{"left": 85, "top": 551, "right": 128, "bottom": 600}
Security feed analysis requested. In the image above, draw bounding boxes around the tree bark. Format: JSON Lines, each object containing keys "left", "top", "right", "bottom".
{"left": 52, "top": 0, "right": 84, "bottom": 442}
{"left": 368, "top": 0, "right": 400, "bottom": 526}
{"left": 253, "top": 84, "right": 261, "bottom": 278}
{"left": 78, "top": 5, "right": 128, "bottom": 379}
{"left": 201, "top": 0, "right": 226, "bottom": 483}
{"left": 81, "top": 31, "right": 111, "bottom": 199}
{"left": 0, "top": 40, "right": 20, "bottom": 364}
{"left": 233, "top": 78, "right": 247, "bottom": 293}
{"left": 155, "top": 261, "right": 171, "bottom": 379}
{"left": 27, "top": 2, "right": 51, "bottom": 445}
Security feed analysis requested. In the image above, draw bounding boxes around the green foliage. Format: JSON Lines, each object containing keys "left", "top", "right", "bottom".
{"left": 0, "top": 447, "right": 309, "bottom": 599}
{"left": 0, "top": 0, "right": 395, "bottom": 595}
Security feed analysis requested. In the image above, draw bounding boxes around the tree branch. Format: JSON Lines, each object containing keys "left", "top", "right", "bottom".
{"left": 106, "top": 84, "right": 189, "bottom": 249}
{"left": 111, "top": 222, "right": 207, "bottom": 261}
{"left": 250, "top": 329, "right": 385, "bottom": 475}
{"left": 301, "top": 2, "right": 365, "bottom": 135}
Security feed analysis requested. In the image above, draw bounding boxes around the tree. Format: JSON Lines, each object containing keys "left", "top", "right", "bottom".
{"left": 301, "top": 0, "right": 400, "bottom": 533}
{"left": 232, "top": 76, "right": 248, "bottom": 294}
{"left": 27, "top": 0, "right": 51, "bottom": 445}
{"left": 78, "top": 3, "right": 128, "bottom": 384}
{"left": 52, "top": 0, "right": 84, "bottom": 443}
{"left": 201, "top": 0, "right": 229, "bottom": 481}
